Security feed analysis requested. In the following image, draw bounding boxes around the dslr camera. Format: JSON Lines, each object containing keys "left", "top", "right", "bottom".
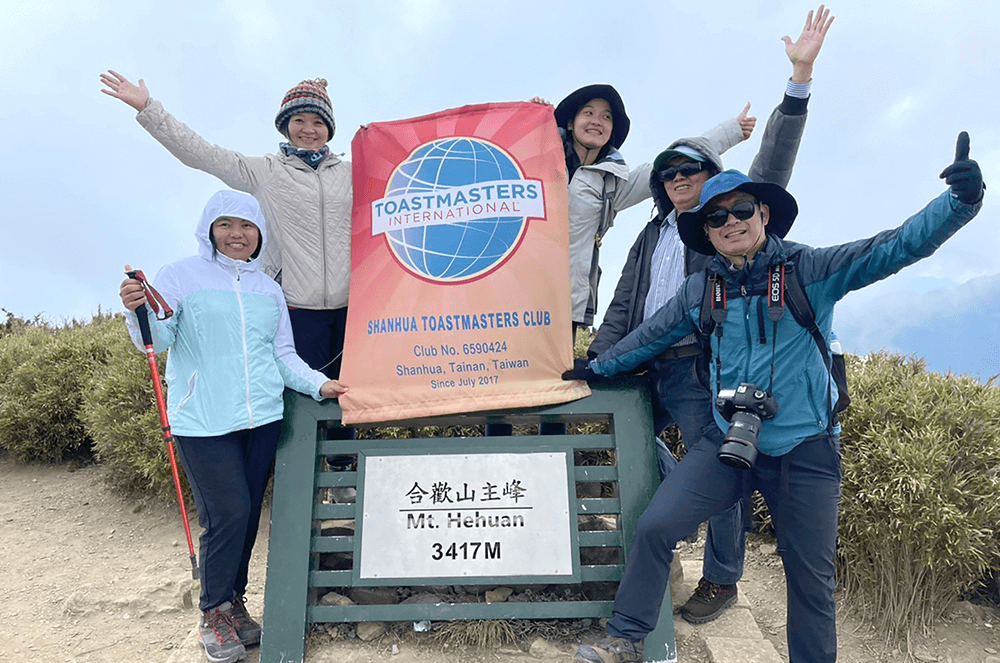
{"left": 715, "top": 383, "right": 779, "bottom": 469}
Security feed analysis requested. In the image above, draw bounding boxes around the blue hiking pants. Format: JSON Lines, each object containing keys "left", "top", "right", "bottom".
{"left": 609, "top": 427, "right": 842, "bottom": 663}
{"left": 175, "top": 420, "right": 281, "bottom": 612}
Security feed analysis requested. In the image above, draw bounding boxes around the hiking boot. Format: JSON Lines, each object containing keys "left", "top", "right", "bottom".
{"left": 679, "top": 577, "right": 738, "bottom": 624}
{"left": 231, "top": 594, "right": 262, "bottom": 646}
{"left": 198, "top": 601, "right": 246, "bottom": 663}
{"left": 575, "top": 635, "right": 644, "bottom": 663}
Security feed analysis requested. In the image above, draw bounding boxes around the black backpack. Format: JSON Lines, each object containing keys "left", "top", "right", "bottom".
{"left": 698, "top": 261, "right": 850, "bottom": 416}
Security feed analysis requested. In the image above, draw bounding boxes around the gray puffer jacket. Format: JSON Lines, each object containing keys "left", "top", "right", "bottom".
{"left": 137, "top": 100, "right": 352, "bottom": 311}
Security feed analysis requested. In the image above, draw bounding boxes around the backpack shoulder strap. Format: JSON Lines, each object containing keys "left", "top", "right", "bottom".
{"left": 782, "top": 262, "right": 829, "bottom": 366}
{"left": 596, "top": 171, "right": 618, "bottom": 242}
{"left": 783, "top": 261, "right": 851, "bottom": 414}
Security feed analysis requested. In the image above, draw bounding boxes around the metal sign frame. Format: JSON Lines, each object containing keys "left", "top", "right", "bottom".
{"left": 260, "top": 379, "right": 676, "bottom": 663}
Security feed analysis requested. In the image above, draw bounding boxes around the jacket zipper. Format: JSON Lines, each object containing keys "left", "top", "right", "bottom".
{"left": 741, "top": 285, "right": 753, "bottom": 377}
{"left": 233, "top": 264, "right": 254, "bottom": 427}
{"left": 318, "top": 168, "right": 328, "bottom": 309}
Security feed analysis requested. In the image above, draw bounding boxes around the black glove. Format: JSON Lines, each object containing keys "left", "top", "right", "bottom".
{"left": 562, "top": 357, "right": 600, "bottom": 382}
{"left": 939, "top": 131, "right": 984, "bottom": 204}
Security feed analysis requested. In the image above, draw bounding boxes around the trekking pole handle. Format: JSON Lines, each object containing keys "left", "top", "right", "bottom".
{"left": 126, "top": 270, "right": 154, "bottom": 347}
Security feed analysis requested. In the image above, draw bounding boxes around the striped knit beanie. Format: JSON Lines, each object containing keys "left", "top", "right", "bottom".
{"left": 274, "top": 78, "right": 335, "bottom": 139}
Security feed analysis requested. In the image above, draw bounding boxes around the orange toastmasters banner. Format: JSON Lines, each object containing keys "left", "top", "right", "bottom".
{"left": 339, "top": 102, "right": 590, "bottom": 424}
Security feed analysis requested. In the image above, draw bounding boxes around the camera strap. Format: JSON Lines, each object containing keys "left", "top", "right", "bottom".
{"left": 708, "top": 274, "right": 728, "bottom": 399}
{"left": 706, "top": 266, "right": 787, "bottom": 400}
{"left": 765, "top": 264, "right": 786, "bottom": 396}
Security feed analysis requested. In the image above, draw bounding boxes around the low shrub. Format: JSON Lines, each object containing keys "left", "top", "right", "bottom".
{"left": 836, "top": 352, "right": 1000, "bottom": 643}
{"left": 79, "top": 318, "right": 192, "bottom": 503}
{"left": 0, "top": 314, "right": 119, "bottom": 462}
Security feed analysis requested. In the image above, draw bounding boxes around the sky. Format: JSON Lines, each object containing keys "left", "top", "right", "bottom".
{"left": 2, "top": 0, "right": 998, "bottom": 337}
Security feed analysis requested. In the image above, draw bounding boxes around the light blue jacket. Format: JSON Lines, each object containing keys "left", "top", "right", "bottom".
{"left": 591, "top": 190, "right": 982, "bottom": 456}
{"left": 126, "top": 190, "right": 328, "bottom": 437}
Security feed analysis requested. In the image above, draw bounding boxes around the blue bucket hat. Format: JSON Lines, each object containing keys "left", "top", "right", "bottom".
{"left": 677, "top": 170, "right": 799, "bottom": 255}
{"left": 554, "top": 84, "right": 630, "bottom": 149}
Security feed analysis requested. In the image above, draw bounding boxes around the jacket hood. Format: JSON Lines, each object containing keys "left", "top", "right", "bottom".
{"left": 648, "top": 135, "right": 726, "bottom": 222}
{"left": 196, "top": 190, "right": 268, "bottom": 266}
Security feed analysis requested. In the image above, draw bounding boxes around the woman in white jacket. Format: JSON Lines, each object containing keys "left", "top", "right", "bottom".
{"left": 119, "top": 190, "right": 346, "bottom": 663}
{"left": 102, "top": 71, "right": 351, "bottom": 380}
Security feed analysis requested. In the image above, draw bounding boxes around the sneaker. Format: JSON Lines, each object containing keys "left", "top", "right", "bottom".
{"left": 198, "top": 601, "right": 247, "bottom": 663}
{"left": 575, "top": 635, "right": 644, "bottom": 663}
{"left": 231, "top": 594, "right": 262, "bottom": 646}
{"left": 679, "top": 577, "right": 738, "bottom": 624}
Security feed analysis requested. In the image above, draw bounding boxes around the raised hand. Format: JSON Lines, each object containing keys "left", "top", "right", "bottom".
{"left": 737, "top": 102, "right": 757, "bottom": 140}
{"left": 100, "top": 70, "right": 150, "bottom": 112}
{"left": 939, "top": 131, "right": 984, "bottom": 204}
{"left": 782, "top": 5, "right": 835, "bottom": 82}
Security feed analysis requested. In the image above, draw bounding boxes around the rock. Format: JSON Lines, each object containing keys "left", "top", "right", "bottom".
{"left": 348, "top": 587, "right": 399, "bottom": 605}
{"left": 317, "top": 552, "right": 353, "bottom": 570}
{"left": 356, "top": 621, "right": 385, "bottom": 641}
{"left": 485, "top": 587, "right": 513, "bottom": 603}
{"left": 400, "top": 592, "right": 444, "bottom": 605}
{"left": 63, "top": 565, "right": 197, "bottom": 618}
{"left": 759, "top": 543, "right": 777, "bottom": 556}
{"left": 319, "top": 520, "right": 354, "bottom": 536}
{"left": 669, "top": 554, "right": 684, "bottom": 587}
{"left": 952, "top": 600, "right": 990, "bottom": 622}
{"left": 317, "top": 590, "right": 354, "bottom": 606}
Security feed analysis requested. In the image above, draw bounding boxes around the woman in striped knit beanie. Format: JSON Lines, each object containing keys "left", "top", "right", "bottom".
{"left": 101, "top": 72, "right": 354, "bottom": 382}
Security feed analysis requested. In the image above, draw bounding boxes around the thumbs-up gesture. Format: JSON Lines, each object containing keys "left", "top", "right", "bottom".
{"left": 939, "top": 131, "right": 984, "bottom": 204}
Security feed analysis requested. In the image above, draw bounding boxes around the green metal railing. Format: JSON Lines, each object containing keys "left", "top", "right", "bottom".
{"left": 261, "top": 378, "right": 675, "bottom": 662}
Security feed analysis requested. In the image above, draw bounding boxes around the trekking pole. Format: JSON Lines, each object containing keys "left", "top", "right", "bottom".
{"left": 126, "top": 270, "right": 199, "bottom": 579}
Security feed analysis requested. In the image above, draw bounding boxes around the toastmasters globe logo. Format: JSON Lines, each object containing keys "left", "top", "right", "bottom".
{"left": 371, "top": 137, "right": 545, "bottom": 283}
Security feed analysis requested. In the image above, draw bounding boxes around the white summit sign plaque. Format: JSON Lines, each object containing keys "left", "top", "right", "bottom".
{"left": 359, "top": 452, "right": 573, "bottom": 579}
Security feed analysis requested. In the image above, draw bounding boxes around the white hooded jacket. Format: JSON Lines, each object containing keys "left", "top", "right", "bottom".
{"left": 125, "top": 190, "right": 328, "bottom": 437}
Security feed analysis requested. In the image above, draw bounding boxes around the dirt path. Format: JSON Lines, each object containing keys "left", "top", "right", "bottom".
{"left": 2, "top": 459, "right": 998, "bottom": 663}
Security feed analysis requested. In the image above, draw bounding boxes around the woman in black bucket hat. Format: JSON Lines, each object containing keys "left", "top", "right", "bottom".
{"left": 539, "top": 84, "right": 753, "bottom": 333}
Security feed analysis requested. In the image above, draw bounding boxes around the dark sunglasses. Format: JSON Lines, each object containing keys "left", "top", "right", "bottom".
{"left": 703, "top": 200, "right": 759, "bottom": 228}
{"left": 657, "top": 161, "right": 705, "bottom": 182}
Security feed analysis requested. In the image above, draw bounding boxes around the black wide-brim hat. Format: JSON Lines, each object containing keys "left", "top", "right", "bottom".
{"left": 677, "top": 169, "right": 799, "bottom": 256}
{"left": 553, "top": 84, "right": 630, "bottom": 149}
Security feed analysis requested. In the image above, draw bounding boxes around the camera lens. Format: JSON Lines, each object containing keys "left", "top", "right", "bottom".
{"left": 717, "top": 411, "right": 761, "bottom": 469}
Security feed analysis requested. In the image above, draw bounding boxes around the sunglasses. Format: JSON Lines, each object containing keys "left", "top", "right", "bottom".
{"left": 657, "top": 161, "right": 705, "bottom": 182}
{"left": 703, "top": 200, "right": 759, "bottom": 228}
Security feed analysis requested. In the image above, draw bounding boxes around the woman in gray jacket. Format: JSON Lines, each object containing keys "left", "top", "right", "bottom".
{"left": 101, "top": 72, "right": 351, "bottom": 380}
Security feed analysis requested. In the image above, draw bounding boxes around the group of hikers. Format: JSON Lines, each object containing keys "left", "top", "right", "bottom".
{"left": 102, "top": 4, "right": 986, "bottom": 663}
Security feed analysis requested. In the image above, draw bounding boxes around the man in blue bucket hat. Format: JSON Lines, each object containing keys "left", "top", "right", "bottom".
{"left": 574, "top": 133, "right": 983, "bottom": 663}
{"left": 584, "top": 4, "right": 835, "bottom": 628}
